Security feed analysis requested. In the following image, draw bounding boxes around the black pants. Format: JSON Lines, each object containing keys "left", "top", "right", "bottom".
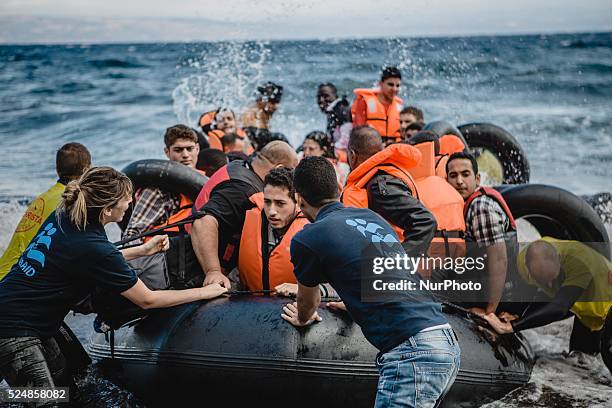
{"left": 0, "top": 336, "right": 66, "bottom": 407}
{"left": 569, "top": 316, "right": 602, "bottom": 354}
{"left": 569, "top": 309, "right": 612, "bottom": 375}
{"left": 600, "top": 309, "right": 612, "bottom": 374}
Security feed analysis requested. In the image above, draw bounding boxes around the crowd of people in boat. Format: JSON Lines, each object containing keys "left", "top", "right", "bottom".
{"left": 0, "top": 66, "right": 611, "bottom": 407}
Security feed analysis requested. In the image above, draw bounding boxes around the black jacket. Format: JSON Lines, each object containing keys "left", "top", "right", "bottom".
{"left": 366, "top": 171, "right": 437, "bottom": 257}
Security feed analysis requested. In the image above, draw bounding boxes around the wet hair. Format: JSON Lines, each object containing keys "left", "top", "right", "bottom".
{"left": 381, "top": 66, "right": 401, "bottom": 81}
{"left": 57, "top": 166, "right": 132, "bottom": 230}
{"left": 256, "top": 82, "right": 283, "bottom": 103}
{"left": 408, "top": 130, "right": 440, "bottom": 155}
{"left": 304, "top": 130, "right": 335, "bottom": 159}
{"left": 197, "top": 148, "right": 228, "bottom": 176}
{"left": 317, "top": 83, "right": 337, "bottom": 96}
{"left": 446, "top": 151, "right": 479, "bottom": 175}
{"left": 164, "top": 125, "right": 198, "bottom": 148}
{"left": 294, "top": 156, "right": 339, "bottom": 207}
{"left": 406, "top": 121, "right": 425, "bottom": 132}
{"left": 56, "top": 142, "right": 91, "bottom": 182}
{"left": 221, "top": 132, "right": 238, "bottom": 150}
{"left": 245, "top": 128, "right": 290, "bottom": 151}
{"left": 264, "top": 167, "right": 296, "bottom": 202}
{"left": 348, "top": 126, "right": 383, "bottom": 157}
{"left": 400, "top": 106, "right": 424, "bottom": 122}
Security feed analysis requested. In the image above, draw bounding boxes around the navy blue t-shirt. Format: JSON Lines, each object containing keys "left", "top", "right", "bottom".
{"left": 291, "top": 202, "right": 447, "bottom": 352}
{"left": 0, "top": 211, "right": 137, "bottom": 339}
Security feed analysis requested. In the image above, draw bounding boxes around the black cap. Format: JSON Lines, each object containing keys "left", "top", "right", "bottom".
{"left": 257, "top": 82, "right": 283, "bottom": 103}
{"left": 381, "top": 66, "right": 401, "bottom": 81}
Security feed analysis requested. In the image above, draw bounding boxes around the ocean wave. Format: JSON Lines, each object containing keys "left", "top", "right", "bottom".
{"left": 59, "top": 81, "right": 96, "bottom": 93}
{"left": 88, "top": 58, "right": 147, "bottom": 69}
{"left": 576, "top": 62, "right": 612, "bottom": 75}
{"left": 561, "top": 38, "right": 612, "bottom": 49}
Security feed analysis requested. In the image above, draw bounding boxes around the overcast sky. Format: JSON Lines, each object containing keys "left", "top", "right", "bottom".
{"left": 1, "top": 0, "right": 611, "bottom": 44}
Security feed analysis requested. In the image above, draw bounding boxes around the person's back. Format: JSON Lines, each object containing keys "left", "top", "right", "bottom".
{"left": 0, "top": 143, "right": 91, "bottom": 280}
{"left": 285, "top": 156, "right": 460, "bottom": 407}
{"left": 342, "top": 126, "right": 437, "bottom": 257}
{"left": 517, "top": 237, "right": 612, "bottom": 331}
{"left": 0, "top": 210, "right": 134, "bottom": 339}
{"left": 292, "top": 202, "right": 447, "bottom": 351}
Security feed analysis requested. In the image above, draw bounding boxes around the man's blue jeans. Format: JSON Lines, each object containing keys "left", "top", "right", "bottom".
{"left": 374, "top": 328, "right": 461, "bottom": 408}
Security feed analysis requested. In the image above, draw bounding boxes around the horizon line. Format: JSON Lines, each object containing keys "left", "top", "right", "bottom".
{"left": 0, "top": 28, "right": 610, "bottom": 47}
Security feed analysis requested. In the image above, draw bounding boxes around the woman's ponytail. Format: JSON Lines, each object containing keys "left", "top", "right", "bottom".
{"left": 57, "top": 166, "right": 132, "bottom": 230}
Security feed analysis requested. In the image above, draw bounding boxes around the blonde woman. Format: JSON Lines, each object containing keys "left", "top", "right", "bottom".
{"left": 0, "top": 166, "right": 226, "bottom": 392}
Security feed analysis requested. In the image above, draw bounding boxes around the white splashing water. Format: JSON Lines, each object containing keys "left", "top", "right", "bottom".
{"left": 172, "top": 41, "right": 271, "bottom": 127}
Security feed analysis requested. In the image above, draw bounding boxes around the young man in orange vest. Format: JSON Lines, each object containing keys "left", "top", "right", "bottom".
{"left": 446, "top": 151, "right": 519, "bottom": 315}
{"left": 238, "top": 167, "right": 308, "bottom": 292}
{"left": 190, "top": 141, "right": 298, "bottom": 289}
{"left": 238, "top": 167, "right": 336, "bottom": 297}
{"left": 123, "top": 125, "right": 201, "bottom": 241}
{"left": 351, "top": 66, "right": 403, "bottom": 144}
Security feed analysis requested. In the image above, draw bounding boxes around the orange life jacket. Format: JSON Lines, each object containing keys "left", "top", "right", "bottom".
{"left": 352, "top": 88, "right": 403, "bottom": 141}
{"left": 335, "top": 149, "right": 348, "bottom": 164}
{"left": 199, "top": 110, "right": 217, "bottom": 131}
{"left": 199, "top": 110, "right": 250, "bottom": 153}
{"left": 186, "top": 160, "right": 263, "bottom": 271}
{"left": 238, "top": 193, "right": 308, "bottom": 291}
{"left": 410, "top": 142, "right": 466, "bottom": 260}
{"left": 342, "top": 143, "right": 421, "bottom": 238}
{"left": 207, "top": 129, "right": 224, "bottom": 151}
{"left": 435, "top": 154, "right": 449, "bottom": 178}
{"left": 342, "top": 142, "right": 466, "bottom": 263}
{"left": 464, "top": 187, "right": 517, "bottom": 231}
{"left": 438, "top": 134, "right": 467, "bottom": 156}
{"left": 143, "top": 193, "right": 194, "bottom": 241}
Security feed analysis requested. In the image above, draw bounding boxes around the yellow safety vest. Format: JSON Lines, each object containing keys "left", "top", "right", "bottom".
{"left": 0, "top": 182, "right": 65, "bottom": 280}
{"left": 517, "top": 237, "right": 612, "bottom": 331}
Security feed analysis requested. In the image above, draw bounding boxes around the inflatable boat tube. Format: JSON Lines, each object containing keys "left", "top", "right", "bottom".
{"left": 497, "top": 184, "right": 610, "bottom": 259}
{"left": 459, "top": 123, "right": 530, "bottom": 185}
{"left": 121, "top": 159, "right": 207, "bottom": 201}
{"left": 88, "top": 296, "right": 533, "bottom": 407}
{"left": 424, "top": 120, "right": 469, "bottom": 147}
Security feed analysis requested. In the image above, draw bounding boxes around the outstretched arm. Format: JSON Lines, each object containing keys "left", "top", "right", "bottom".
{"left": 484, "top": 285, "right": 584, "bottom": 334}
{"left": 121, "top": 279, "right": 227, "bottom": 310}
{"left": 120, "top": 235, "right": 169, "bottom": 261}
